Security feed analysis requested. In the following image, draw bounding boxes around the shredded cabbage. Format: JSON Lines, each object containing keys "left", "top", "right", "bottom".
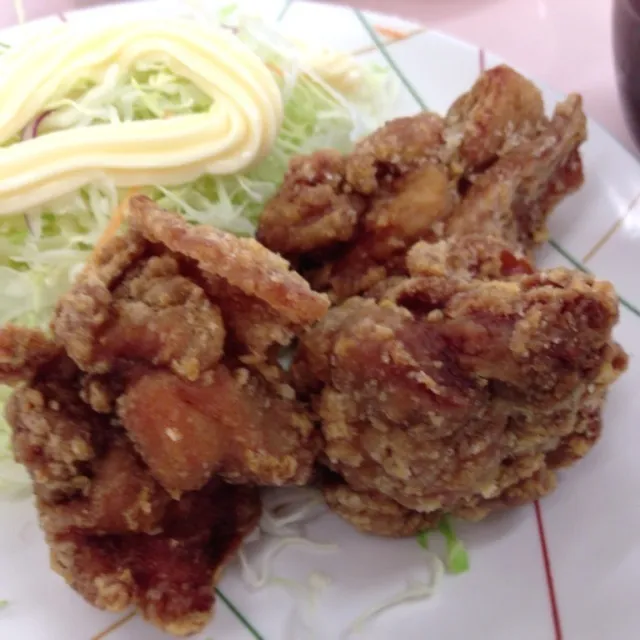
{"left": 0, "top": 14, "right": 394, "bottom": 490}
{"left": 344, "top": 552, "right": 444, "bottom": 638}
{"left": 0, "top": 386, "right": 30, "bottom": 495}
{"left": 417, "top": 517, "right": 469, "bottom": 574}
{"left": 238, "top": 488, "right": 336, "bottom": 589}
{"left": 259, "top": 487, "right": 326, "bottom": 537}
{"left": 417, "top": 530, "right": 430, "bottom": 549}
{"left": 237, "top": 488, "right": 337, "bottom": 639}
{"left": 238, "top": 538, "right": 338, "bottom": 590}
{"left": 438, "top": 515, "right": 470, "bottom": 574}
{"left": 273, "top": 572, "right": 331, "bottom": 640}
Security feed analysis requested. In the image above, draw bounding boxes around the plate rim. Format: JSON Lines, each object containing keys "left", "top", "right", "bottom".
{"left": 0, "top": 2, "right": 639, "bottom": 640}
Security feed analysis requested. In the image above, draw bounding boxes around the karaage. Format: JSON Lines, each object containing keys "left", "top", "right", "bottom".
{"left": 257, "top": 65, "right": 585, "bottom": 301}
{"left": 0, "top": 198, "right": 330, "bottom": 634}
{"left": 52, "top": 196, "right": 327, "bottom": 495}
{"left": 294, "top": 264, "right": 627, "bottom": 534}
{"left": 260, "top": 64, "right": 619, "bottom": 538}
{"left": 0, "top": 330, "right": 260, "bottom": 635}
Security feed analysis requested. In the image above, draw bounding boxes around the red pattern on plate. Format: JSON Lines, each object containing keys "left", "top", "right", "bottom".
{"left": 534, "top": 501, "right": 564, "bottom": 640}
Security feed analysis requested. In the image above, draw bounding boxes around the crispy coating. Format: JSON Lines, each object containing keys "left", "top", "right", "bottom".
{"left": 382, "top": 269, "right": 619, "bottom": 407}
{"left": 258, "top": 113, "right": 452, "bottom": 301}
{"left": 6, "top": 352, "right": 124, "bottom": 511}
{"left": 444, "top": 64, "right": 546, "bottom": 172}
{"left": 406, "top": 234, "right": 534, "bottom": 281}
{"left": 36, "top": 438, "right": 172, "bottom": 536}
{"left": 314, "top": 161, "right": 453, "bottom": 301}
{"left": 0, "top": 326, "right": 61, "bottom": 385}
{"left": 54, "top": 196, "right": 329, "bottom": 374}
{"left": 257, "top": 66, "right": 584, "bottom": 301}
{"left": 126, "top": 195, "right": 329, "bottom": 325}
{"left": 294, "top": 264, "right": 627, "bottom": 534}
{"left": 119, "top": 366, "right": 317, "bottom": 494}
{"left": 268, "top": 66, "right": 605, "bottom": 536}
{"left": 0, "top": 326, "right": 262, "bottom": 636}
{"left": 323, "top": 482, "right": 440, "bottom": 537}
{"left": 4, "top": 339, "right": 170, "bottom": 532}
{"left": 48, "top": 481, "right": 260, "bottom": 636}
{"left": 54, "top": 251, "right": 226, "bottom": 381}
{"left": 50, "top": 198, "right": 324, "bottom": 495}
{"left": 257, "top": 114, "right": 445, "bottom": 259}
{"left": 256, "top": 149, "right": 366, "bottom": 254}
{"left": 1, "top": 200, "right": 328, "bottom": 635}
{"left": 344, "top": 112, "right": 446, "bottom": 193}
{"left": 196, "top": 273, "right": 299, "bottom": 365}
{"left": 447, "top": 94, "right": 586, "bottom": 253}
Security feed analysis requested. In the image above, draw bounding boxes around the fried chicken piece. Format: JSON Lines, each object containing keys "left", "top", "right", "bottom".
{"left": 260, "top": 115, "right": 453, "bottom": 301}
{"left": 318, "top": 87, "right": 583, "bottom": 300}
{"left": 48, "top": 481, "right": 260, "bottom": 637}
{"left": 257, "top": 66, "right": 584, "bottom": 302}
{"left": 295, "top": 295, "right": 509, "bottom": 513}
{"left": 127, "top": 195, "right": 329, "bottom": 326}
{"left": 1, "top": 326, "right": 262, "bottom": 636}
{"left": 119, "top": 365, "right": 316, "bottom": 494}
{"left": 2, "top": 198, "right": 325, "bottom": 632}
{"left": 257, "top": 114, "right": 446, "bottom": 259}
{"left": 256, "top": 149, "right": 366, "bottom": 255}
{"left": 344, "top": 112, "right": 446, "bottom": 193}
{"left": 444, "top": 64, "right": 546, "bottom": 172}
{"left": 0, "top": 325, "right": 61, "bottom": 385}
{"left": 294, "top": 266, "right": 627, "bottom": 534}
{"left": 3, "top": 333, "right": 169, "bottom": 531}
{"left": 323, "top": 481, "right": 440, "bottom": 537}
{"left": 447, "top": 94, "right": 586, "bottom": 253}
{"left": 406, "top": 234, "right": 534, "bottom": 281}
{"left": 51, "top": 197, "right": 323, "bottom": 495}
{"left": 54, "top": 196, "right": 329, "bottom": 372}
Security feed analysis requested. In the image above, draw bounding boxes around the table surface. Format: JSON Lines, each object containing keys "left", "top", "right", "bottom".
{"left": 4, "top": 0, "right": 635, "bottom": 156}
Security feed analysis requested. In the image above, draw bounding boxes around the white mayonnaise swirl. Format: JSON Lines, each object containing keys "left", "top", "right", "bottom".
{"left": 0, "top": 20, "right": 283, "bottom": 214}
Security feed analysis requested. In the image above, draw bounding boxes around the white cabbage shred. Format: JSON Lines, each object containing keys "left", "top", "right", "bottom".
{"left": 344, "top": 552, "right": 444, "bottom": 638}
{"left": 238, "top": 488, "right": 445, "bottom": 639}
{"left": 237, "top": 488, "right": 337, "bottom": 639}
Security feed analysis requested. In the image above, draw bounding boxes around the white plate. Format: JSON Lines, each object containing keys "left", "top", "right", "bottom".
{"left": 1, "top": 2, "right": 639, "bottom": 639}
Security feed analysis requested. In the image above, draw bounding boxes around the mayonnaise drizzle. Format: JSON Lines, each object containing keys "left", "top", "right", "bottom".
{"left": 0, "top": 20, "right": 283, "bottom": 215}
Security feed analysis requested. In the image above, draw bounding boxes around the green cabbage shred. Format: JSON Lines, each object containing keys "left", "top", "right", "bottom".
{"left": 417, "top": 517, "right": 470, "bottom": 575}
